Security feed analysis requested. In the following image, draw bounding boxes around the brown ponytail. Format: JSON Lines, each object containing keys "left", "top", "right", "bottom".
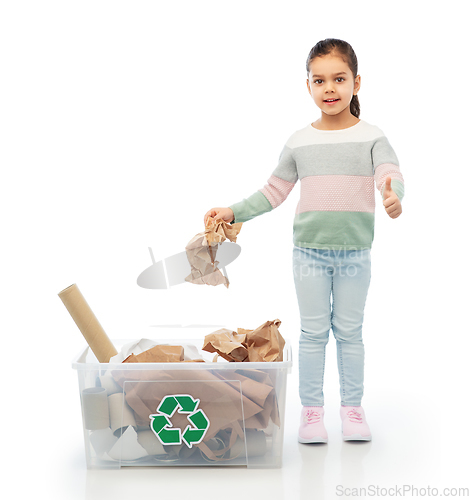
{"left": 350, "top": 94, "right": 360, "bottom": 119}
{"left": 306, "top": 38, "right": 360, "bottom": 118}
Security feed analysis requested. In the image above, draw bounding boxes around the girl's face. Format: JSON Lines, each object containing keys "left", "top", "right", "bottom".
{"left": 307, "top": 53, "right": 361, "bottom": 119}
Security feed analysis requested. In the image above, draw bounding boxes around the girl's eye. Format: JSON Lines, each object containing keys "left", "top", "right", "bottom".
{"left": 313, "top": 77, "right": 344, "bottom": 84}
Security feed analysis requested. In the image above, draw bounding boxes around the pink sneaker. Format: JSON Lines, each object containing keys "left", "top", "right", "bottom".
{"left": 298, "top": 406, "right": 328, "bottom": 444}
{"left": 340, "top": 406, "right": 372, "bottom": 441}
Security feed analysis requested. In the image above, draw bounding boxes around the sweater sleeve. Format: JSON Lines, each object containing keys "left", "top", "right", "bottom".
{"left": 372, "top": 135, "right": 405, "bottom": 201}
{"left": 229, "top": 144, "right": 298, "bottom": 224}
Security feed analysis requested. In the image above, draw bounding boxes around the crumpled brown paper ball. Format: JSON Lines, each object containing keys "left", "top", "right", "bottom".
{"left": 185, "top": 217, "right": 243, "bottom": 288}
{"left": 202, "top": 319, "right": 285, "bottom": 362}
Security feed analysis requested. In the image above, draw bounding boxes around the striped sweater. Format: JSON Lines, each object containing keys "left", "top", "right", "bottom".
{"left": 229, "top": 120, "right": 404, "bottom": 250}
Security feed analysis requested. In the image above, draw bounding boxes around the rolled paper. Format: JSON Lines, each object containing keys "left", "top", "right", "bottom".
{"left": 229, "top": 429, "right": 267, "bottom": 459}
{"left": 108, "top": 426, "right": 148, "bottom": 461}
{"left": 136, "top": 429, "right": 166, "bottom": 456}
{"left": 97, "top": 374, "right": 122, "bottom": 396}
{"left": 205, "top": 436, "right": 226, "bottom": 453}
{"left": 108, "top": 392, "right": 136, "bottom": 435}
{"left": 199, "top": 436, "right": 227, "bottom": 462}
{"left": 89, "top": 428, "right": 118, "bottom": 456}
{"left": 165, "top": 442, "right": 198, "bottom": 460}
{"left": 58, "top": 283, "right": 117, "bottom": 363}
{"left": 81, "top": 387, "right": 110, "bottom": 430}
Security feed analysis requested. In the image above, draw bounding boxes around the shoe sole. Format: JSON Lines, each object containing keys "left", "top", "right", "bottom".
{"left": 298, "top": 436, "right": 328, "bottom": 444}
{"left": 342, "top": 433, "right": 371, "bottom": 442}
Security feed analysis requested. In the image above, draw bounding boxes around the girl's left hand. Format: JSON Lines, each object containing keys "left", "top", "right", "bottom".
{"left": 382, "top": 177, "right": 402, "bottom": 219}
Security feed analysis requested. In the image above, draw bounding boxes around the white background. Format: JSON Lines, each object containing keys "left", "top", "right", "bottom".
{"left": 1, "top": 1, "right": 468, "bottom": 498}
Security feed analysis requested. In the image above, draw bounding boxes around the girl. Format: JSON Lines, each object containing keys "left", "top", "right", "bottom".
{"left": 204, "top": 38, "right": 404, "bottom": 443}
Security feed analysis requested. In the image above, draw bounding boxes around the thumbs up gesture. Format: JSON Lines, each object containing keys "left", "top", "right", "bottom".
{"left": 382, "top": 177, "right": 402, "bottom": 219}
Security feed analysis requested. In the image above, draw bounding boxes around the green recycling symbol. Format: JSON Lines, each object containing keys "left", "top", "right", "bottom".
{"left": 149, "top": 394, "right": 210, "bottom": 448}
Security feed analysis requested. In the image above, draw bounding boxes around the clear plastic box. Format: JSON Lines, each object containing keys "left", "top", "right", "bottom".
{"left": 72, "top": 334, "right": 292, "bottom": 469}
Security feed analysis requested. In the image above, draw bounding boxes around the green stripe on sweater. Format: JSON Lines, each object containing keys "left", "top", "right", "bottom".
{"left": 230, "top": 191, "right": 272, "bottom": 223}
{"left": 293, "top": 211, "right": 375, "bottom": 250}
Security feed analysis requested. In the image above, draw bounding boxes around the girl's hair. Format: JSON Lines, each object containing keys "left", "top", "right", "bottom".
{"left": 306, "top": 38, "right": 360, "bottom": 118}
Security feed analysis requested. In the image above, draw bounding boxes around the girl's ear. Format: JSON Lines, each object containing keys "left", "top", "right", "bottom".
{"left": 354, "top": 74, "right": 361, "bottom": 95}
{"left": 306, "top": 79, "right": 312, "bottom": 96}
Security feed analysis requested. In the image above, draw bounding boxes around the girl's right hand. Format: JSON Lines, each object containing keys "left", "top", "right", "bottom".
{"left": 204, "top": 207, "right": 234, "bottom": 226}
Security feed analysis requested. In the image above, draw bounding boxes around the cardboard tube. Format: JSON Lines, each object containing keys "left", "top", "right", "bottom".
{"left": 137, "top": 430, "right": 166, "bottom": 456}
{"left": 229, "top": 429, "right": 267, "bottom": 459}
{"left": 82, "top": 387, "right": 110, "bottom": 430}
{"left": 58, "top": 283, "right": 117, "bottom": 363}
{"left": 89, "top": 428, "right": 118, "bottom": 456}
{"left": 108, "top": 392, "right": 136, "bottom": 435}
{"left": 108, "top": 426, "right": 148, "bottom": 461}
{"left": 97, "top": 374, "right": 122, "bottom": 396}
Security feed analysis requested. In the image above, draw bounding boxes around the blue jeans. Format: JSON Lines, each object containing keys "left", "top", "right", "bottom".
{"left": 292, "top": 246, "right": 372, "bottom": 407}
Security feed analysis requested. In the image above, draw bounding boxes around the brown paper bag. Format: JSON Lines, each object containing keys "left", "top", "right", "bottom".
{"left": 202, "top": 319, "right": 285, "bottom": 363}
{"left": 112, "top": 368, "right": 264, "bottom": 434}
{"left": 185, "top": 217, "right": 243, "bottom": 288}
{"left": 202, "top": 329, "right": 248, "bottom": 362}
{"left": 244, "top": 319, "right": 285, "bottom": 362}
{"left": 111, "top": 364, "right": 279, "bottom": 438}
{"left": 110, "top": 330, "right": 282, "bottom": 459}
{"left": 123, "top": 345, "right": 184, "bottom": 363}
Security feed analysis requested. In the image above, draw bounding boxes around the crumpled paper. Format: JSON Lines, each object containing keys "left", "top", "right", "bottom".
{"left": 123, "top": 345, "right": 184, "bottom": 363}
{"left": 202, "top": 319, "right": 285, "bottom": 362}
{"left": 110, "top": 339, "right": 204, "bottom": 363}
{"left": 106, "top": 325, "right": 285, "bottom": 463}
{"left": 185, "top": 217, "right": 243, "bottom": 288}
{"left": 201, "top": 329, "right": 248, "bottom": 362}
{"left": 111, "top": 362, "right": 281, "bottom": 461}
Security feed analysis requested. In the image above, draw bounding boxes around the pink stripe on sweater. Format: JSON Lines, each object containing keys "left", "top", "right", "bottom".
{"left": 259, "top": 175, "right": 296, "bottom": 209}
{"left": 295, "top": 175, "right": 375, "bottom": 214}
{"left": 374, "top": 163, "right": 404, "bottom": 192}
